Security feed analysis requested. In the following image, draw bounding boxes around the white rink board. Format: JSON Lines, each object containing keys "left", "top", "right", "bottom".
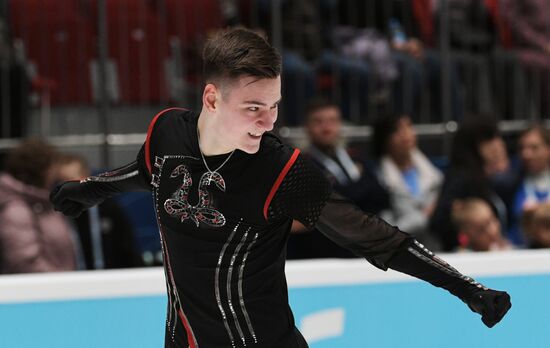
{"left": 0, "top": 249, "right": 549, "bottom": 303}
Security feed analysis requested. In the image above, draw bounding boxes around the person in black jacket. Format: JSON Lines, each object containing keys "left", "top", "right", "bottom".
{"left": 51, "top": 28, "right": 510, "bottom": 348}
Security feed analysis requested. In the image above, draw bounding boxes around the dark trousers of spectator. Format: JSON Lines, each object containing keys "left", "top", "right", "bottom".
{"left": 282, "top": 50, "right": 371, "bottom": 125}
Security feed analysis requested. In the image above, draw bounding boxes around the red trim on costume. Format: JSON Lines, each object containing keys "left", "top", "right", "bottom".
{"left": 178, "top": 309, "right": 197, "bottom": 348}
{"left": 263, "top": 148, "right": 301, "bottom": 220}
{"left": 145, "top": 107, "right": 187, "bottom": 174}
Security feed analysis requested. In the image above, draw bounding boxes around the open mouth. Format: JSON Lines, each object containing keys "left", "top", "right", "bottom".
{"left": 248, "top": 132, "right": 263, "bottom": 139}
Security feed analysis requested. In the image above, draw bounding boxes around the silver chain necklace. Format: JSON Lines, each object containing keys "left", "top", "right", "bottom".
{"left": 197, "top": 128, "right": 236, "bottom": 174}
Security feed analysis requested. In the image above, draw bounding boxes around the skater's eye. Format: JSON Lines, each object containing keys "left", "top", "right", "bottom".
{"left": 247, "top": 107, "right": 259, "bottom": 112}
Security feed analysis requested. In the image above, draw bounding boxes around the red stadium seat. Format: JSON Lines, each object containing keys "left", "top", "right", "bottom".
{"left": 10, "top": 0, "right": 96, "bottom": 105}
{"left": 163, "top": 0, "right": 224, "bottom": 98}
{"left": 103, "top": 0, "right": 171, "bottom": 104}
{"left": 164, "top": 0, "right": 223, "bottom": 46}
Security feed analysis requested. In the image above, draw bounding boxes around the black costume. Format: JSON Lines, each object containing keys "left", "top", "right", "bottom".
{"left": 51, "top": 109, "right": 511, "bottom": 348}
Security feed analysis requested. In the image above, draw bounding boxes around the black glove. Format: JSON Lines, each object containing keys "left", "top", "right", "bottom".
{"left": 50, "top": 181, "right": 104, "bottom": 218}
{"left": 465, "top": 289, "right": 512, "bottom": 328}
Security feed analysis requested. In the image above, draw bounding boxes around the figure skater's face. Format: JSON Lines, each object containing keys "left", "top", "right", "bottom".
{"left": 209, "top": 75, "right": 281, "bottom": 154}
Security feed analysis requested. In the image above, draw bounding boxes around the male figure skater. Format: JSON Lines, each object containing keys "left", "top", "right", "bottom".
{"left": 51, "top": 28, "right": 511, "bottom": 348}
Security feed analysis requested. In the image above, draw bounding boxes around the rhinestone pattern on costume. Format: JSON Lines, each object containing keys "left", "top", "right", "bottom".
{"left": 227, "top": 227, "right": 252, "bottom": 346}
{"left": 238, "top": 232, "right": 259, "bottom": 344}
{"left": 215, "top": 220, "right": 260, "bottom": 347}
{"left": 164, "top": 164, "right": 227, "bottom": 227}
{"left": 215, "top": 221, "right": 241, "bottom": 348}
{"left": 82, "top": 162, "right": 139, "bottom": 183}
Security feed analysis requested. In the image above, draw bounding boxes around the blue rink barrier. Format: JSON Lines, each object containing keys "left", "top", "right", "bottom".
{"left": 0, "top": 250, "right": 549, "bottom": 348}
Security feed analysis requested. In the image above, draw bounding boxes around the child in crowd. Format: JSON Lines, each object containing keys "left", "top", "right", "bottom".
{"left": 522, "top": 202, "right": 550, "bottom": 249}
{"left": 452, "top": 198, "right": 512, "bottom": 252}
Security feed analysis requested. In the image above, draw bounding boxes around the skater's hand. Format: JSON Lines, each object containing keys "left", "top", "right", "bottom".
{"left": 466, "top": 289, "right": 511, "bottom": 328}
{"left": 50, "top": 181, "right": 100, "bottom": 218}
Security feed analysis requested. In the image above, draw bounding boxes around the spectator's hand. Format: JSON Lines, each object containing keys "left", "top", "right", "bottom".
{"left": 50, "top": 180, "right": 100, "bottom": 217}
{"left": 466, "top": 289, "right": 511, "bottom": 328}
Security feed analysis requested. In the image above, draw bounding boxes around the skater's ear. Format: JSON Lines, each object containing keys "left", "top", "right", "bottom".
{"left": 203, "top": 83, "right": 220, "bottom": 112}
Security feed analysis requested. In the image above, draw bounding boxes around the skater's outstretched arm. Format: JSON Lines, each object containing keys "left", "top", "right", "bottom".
{"left": 50, "top": 145, "right": 151, "bottom": 218}
{"left": 50, "top": 108, "right": 180, "bottom": 217}
{"left": 265, "top": 149, "right": 511, "bottom": 328}
{"left": 316, "top": 192, "right": 512, "bottom": 328}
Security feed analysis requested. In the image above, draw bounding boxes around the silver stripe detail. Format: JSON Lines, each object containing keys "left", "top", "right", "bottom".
{"left": 227, "top": 227, "right": 252, "bottom": 346}
{"left": 407, "top": 247, "right": 488, "bottom": 291}
{"left": 82, "top": 169, "right": 139, "bottom": 183}
{"left": 238, "top": 232, "right": 259, "bottom": 344}
{"left": 215, "top": 221, "right": 242, "bottom": 348}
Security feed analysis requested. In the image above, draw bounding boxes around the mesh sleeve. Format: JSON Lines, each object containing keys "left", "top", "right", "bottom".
{"left": 315, "top": 192, "right": 410, "bottom": 270}
{"left": 267, "top": 154, "right": 332, "bottom": 229}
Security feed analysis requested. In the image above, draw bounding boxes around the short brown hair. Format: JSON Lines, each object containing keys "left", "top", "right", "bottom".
{"left": 4, "top": 138, "right": 59, "bottom": 188}
{"left": 202, "top": 27, "right": 281, "bottom": 84}
{"left": 520, "top": 124, "right": 550, "bottom": 146}
{"left": 522, "top": 202, "right": 550, "bottom": 237}
{"left": 305, "top": 96, "right": 339, "bottom": 122}
{"left": 451, "top": 198, "right": 492, "bottom": 231}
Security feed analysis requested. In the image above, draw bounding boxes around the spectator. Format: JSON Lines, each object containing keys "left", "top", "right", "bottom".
{"left": 373, "top": 113, "right": 443, "bottom": 249}
{"left": 510, "top": 125, "right": 550, "bottom": 245}
{"left": 430, "top": 115, "right": 518, "bottom": 251}
{"left": 255, "top": 0, "right": 374, "bottom": 124}
{"left": 435, "top": 0, "right": 496, "bottom": 114}
{"left": 56, "top": 153, "right": 143, "bottom": 269}
{"left": 451, "top": 198, "right": 512, "bottom": 252}
{"left": 0, "top": 139, "right": 76, "bottom": 274}
{"left": 287, "top": 97, "right": 390, "bottom": 258}
{"left": 522, "top": 201, "right": 550, "bottom": 248}
{"left": 337, "top": 0, "right": 463, "bottom": 121}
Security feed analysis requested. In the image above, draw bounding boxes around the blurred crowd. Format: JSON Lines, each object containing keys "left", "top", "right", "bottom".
{"left": 2, "top": 0, "right": 550, "bottom": 129}
{"left": 288, "top": 101, "right": 550, "bottom": 259}
{"left": 249, "top": 0, "right": 550, "bottom": 124}
{"left": 1, "top": 0, "right": 550, "bottom": 274}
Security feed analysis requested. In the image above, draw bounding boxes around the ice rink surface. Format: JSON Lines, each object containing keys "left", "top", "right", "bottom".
{"left": 0, "top": 250, "right": 549, "bottom": 348}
